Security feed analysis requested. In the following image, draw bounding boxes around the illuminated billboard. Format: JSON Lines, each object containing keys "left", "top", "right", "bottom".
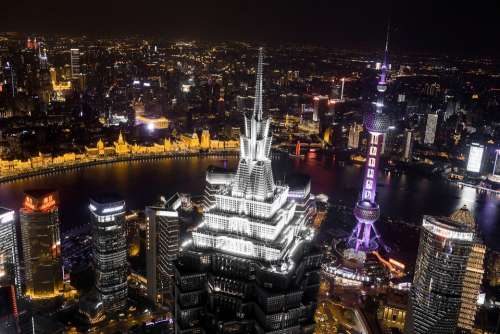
{"left": 466, "top": 143, "right": 484, "bottom": 173}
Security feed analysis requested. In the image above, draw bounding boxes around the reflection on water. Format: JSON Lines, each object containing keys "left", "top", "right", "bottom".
{"left": 1, "top": 153, "right": 499, "bottom": 249}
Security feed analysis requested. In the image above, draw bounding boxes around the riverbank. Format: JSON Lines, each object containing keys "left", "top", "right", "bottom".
{"left": 0, "top": 150, "right": 239, "bottom": 184}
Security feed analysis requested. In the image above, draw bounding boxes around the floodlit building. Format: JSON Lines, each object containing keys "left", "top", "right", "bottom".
{"left": 174, "top": 48, "right": 321, "bottom": 334}
{"left": 20, "top": 190, "right": 63, "bottom": 301}
{"left": 405, "top": 207, "right": 485, "bottom": 334}
{"left": 423, "top": 113, "right": 438, "bottom": 145}
{"left": 145, "top": 194, "right": 181, "bottom": 306}
{"left": 90, "top": 194, "right": 127, "bottom": 313}
{"left": 466, "top": 143, "right": 485, "bottom": 173}
{"left": 402, "top": 130, "right": 413, "bottom": 161}
{"left": 347, "top": 123, "right": 363, "bottom": 149}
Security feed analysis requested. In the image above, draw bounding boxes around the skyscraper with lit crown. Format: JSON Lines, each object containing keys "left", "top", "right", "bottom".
{"left": 20, "top": 190, "right": 63, "bottom": 301}
{"left": 405, "top": 206, "right": 485, "bottom": 334}
{"left": 174, "top": 48, "right": 322, "bottom": 334}
{"left": 89, "top": 194, "right": 128, "bottom": 313}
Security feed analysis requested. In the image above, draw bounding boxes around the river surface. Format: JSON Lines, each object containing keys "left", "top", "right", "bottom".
{"left": 1, "top": 152, "right": 499, "bottom": 250}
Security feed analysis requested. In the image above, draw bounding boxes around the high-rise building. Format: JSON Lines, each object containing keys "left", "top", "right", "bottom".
{"left": 70, "top": 48, "right": 80, "bottom": 79}
{"left": 466, "top": 143, "right": 485, "bottom": 173}
{"left": 405, "top": 207, "right": 485, "bottom": 334}
{"left": 450, "top": 207, "right": 486, "bottom": 333}
{"left": 89, "top": 195, "right": 127, "bottom": 313}
{"left": 145, "top": 194, "right": 181, "bottom": 306}
{"left": 402, "top": 130, "right": 413, "bottom": 161}
{"left": 313, "top": 95, "right": 329, "bottom": 135}
{"left": 423, "top": 113, "right": 438, "bottom": 145}
{"left": 312, "top": 95, "right": 328, "bottom": 123}
{"left": 347, "top": 123, "right": 363, "bottom": 149}
{"left": 0, "top": 208, "right": 21, "bottom": 298}
{"left": 3, "top": 62, "right": 17, "bottom": 98}
{"left": 174, "top": 48, "right": 321, "bottom": 334}
{"left": 20, "top": 190, "right": 63, "bottom": 301}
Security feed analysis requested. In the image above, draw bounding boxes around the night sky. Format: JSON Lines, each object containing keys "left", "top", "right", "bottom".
{"left": 1, "top": 0, "right": 499, "bottom": 55}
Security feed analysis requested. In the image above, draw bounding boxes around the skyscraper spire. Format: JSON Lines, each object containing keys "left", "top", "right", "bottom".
{"left": 232, "top": 48, "right": 274, "bottom": 201}
{"left": 253, "top": 47, "right": 264, "bottom": 121}
{"left": 379, "top": 21, "right": 391, "bottom": 88}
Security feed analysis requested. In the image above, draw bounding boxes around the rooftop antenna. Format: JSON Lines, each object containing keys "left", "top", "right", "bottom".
{"left": 379, "top": 19, "right": 391, "bottom": 86}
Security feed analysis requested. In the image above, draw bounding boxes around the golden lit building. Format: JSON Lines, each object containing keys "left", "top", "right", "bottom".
{"left": 20, "top": 190, "right": 63, "bottom": 301}
{"left": 200, "top": 130, "right": 210, "bottom": 150}
{"left": 135, "top": 114, "right": 169, "bottom": 130}
{"left": 114, "top": 132, "right": 130, "bottom": 155}
{"left": 2, "top": 132, "right": 239, "bottom": 179}
{"left": 378, "top": 289, "right": 407, "bottom": 333}
{"left": 180, "top": 133, "right": 200, "bottom": 149}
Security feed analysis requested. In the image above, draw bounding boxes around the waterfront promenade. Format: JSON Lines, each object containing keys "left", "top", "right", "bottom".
{"left": 0, "top": 149, "right": 239, "bottom": 183}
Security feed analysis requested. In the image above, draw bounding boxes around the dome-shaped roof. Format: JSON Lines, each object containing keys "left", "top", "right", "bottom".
{"left": 450, "top": 205, "right": 475, "bottom": 228}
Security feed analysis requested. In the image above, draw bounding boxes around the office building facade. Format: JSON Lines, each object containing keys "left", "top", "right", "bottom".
{"left": 405, "top": 208, "right": 485, "bottom": 334}
{"left": 90, "top": 195, "right": 127, "bottom": 313}
{"left": 20, "top": 190, "right": 63, "bottom": 301}
{"left": 423, "top": 113, "right": 438, "bottom": 145}
{"left": 402, "top": 130, "right": 413, "bottom": 161}
{"left": 146, "top": 194, "right": 181, "bottom": 306}
{"left": 70, "top": 48, "right": 80, "bottom": 79}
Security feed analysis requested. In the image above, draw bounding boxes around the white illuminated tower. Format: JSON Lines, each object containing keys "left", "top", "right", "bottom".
{"left": 348, "top": 28, "right": 391, "bottom": 252}
{"left": 175, "top": 48, "right": 321, "bottom": 334}
{"left": 192, "top": 48, "right": 311, "bottom": 262}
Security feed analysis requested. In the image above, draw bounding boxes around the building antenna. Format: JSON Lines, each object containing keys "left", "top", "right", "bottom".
{"left": 380, "top": 19, "right": 391, "bottom": 86}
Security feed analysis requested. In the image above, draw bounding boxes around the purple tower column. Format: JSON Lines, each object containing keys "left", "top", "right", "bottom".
{"left": 348, "top": 28, "right": 390, "bottom": 252}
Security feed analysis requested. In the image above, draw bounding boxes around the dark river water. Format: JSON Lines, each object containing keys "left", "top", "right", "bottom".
{"left": 1, "top": 152, "right": 499, "bottom": 250}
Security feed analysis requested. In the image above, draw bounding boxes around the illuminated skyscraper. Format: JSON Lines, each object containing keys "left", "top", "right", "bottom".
{"left": 145, "top": 194, "right": 181, "bottom": 306}
{"left": 174, "top": 48, "right": 321, "bottom": 334}
{"left": 466, "top": 143, "right": 484, "bottom": 173}
{"left": 348, "top": 28, "right": 391, "bottom": 251}
{"left": 20, "top": 190, "right": 63, "bottom": 301}
{"left": 405, "top": 207, "right": 485, "bottom": 334}
{"left": 89, "top": 195, "right": 127, "bottom": 313}
{"left": 347, "top": 123, "right": 363, "bottom": 149}
{"left": 0, "top": 208, "right": 21, "bottom": 298}
{"left": 70, "top": 48, "right": 80, "bottom": 79}
{"left": 402, "top": 130, "right": 413, "bottom": 161}
{"left": 423, "top": 113, "right": 438, "bottom": 145}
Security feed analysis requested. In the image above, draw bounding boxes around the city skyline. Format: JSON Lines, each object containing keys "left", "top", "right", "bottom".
{"left": 0, "top": 5, "right": 499, "bottom": 331}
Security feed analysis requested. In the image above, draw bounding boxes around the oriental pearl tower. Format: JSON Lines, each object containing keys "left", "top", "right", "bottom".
{"left": 348, "top": 27, "right": 391, "bottom": 252}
